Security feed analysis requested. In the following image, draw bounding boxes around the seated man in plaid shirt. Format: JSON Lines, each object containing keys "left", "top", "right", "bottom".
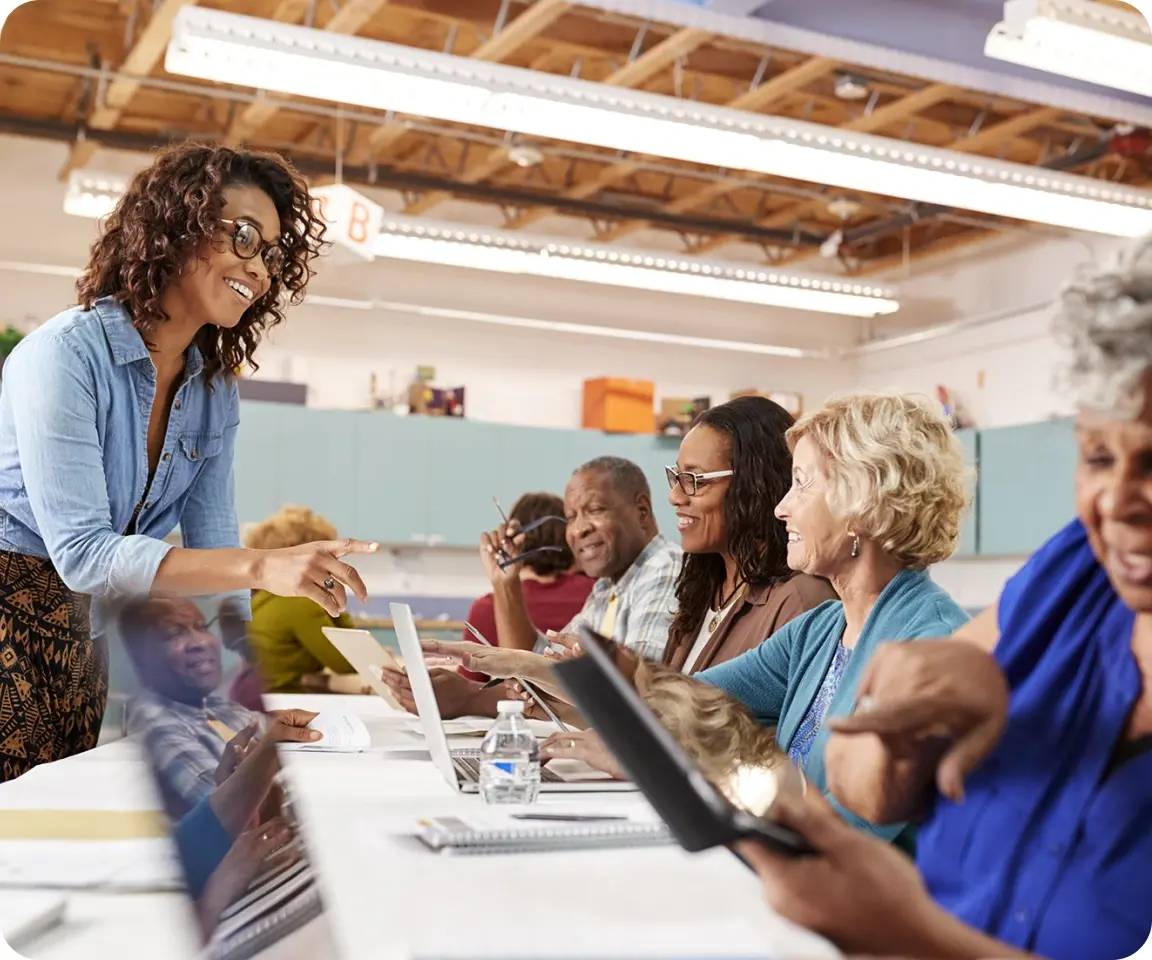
{"left": 121, "top": 596, "right": 315, "bottom": 819}
{"left": 381, "top": 456, "right": 683, "bottom": 719}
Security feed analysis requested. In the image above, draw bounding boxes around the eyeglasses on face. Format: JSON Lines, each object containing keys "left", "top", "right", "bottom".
{"left": 665, "top": 465, "right": 734, "bottom": 497}
{"left": 220, "top": 218, "right": 286, "bottom": 279}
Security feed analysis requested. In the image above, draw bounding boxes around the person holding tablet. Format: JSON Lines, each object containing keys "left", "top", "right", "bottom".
{"left": 0, "top": 142, "right": 377, "bottom": 782}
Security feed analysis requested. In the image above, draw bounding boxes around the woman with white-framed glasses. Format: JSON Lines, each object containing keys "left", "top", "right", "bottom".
{"left": 660, "top": 395, "right": 836, "bottom": 675}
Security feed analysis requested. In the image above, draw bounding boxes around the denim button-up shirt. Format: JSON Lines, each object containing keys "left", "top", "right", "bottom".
{"left": 0, "top": 297, "right": 247, "bottom": 633}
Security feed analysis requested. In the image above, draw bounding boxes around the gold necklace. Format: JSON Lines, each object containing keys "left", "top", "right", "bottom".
{"left": 709, "top": 581, "right": 745, "bottom": 632}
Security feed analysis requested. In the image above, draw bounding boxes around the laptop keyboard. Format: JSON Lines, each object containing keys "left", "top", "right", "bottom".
{"left": 452, "top": 755, "right": 564, "bottom": 784}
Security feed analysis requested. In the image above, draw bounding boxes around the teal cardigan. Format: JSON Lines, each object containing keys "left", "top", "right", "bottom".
{"left": 698, "top": 568, "right": 969, "bottom": 841}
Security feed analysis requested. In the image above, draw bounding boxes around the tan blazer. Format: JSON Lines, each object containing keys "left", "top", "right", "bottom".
{"left": 662, "top": 573, "right": 837, "bottom": 675}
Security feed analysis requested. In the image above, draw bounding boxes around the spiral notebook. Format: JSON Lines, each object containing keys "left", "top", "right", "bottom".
{"left": 416, "top": 814, "right": 671, "bottom": 856}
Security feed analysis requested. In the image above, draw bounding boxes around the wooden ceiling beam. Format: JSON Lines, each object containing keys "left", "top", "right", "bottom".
{"left": 469, "top": 0, "right": 570, "bottom": 62}
{"left": 603, "top": 28, "right": 712, "bottom": 89}
{"left": 402, "top": 145, "right": 514, "bottom": 215}
{"left": 225, "top": 0, "right": 392, "bottom": 145}
{"left": 352, "top": 0, "right": 570, "bottom": 167}
{"left": 727, "top": 55, "right": 837, "bottom": 112}
{"left": 950, "top": 105, "right": 1061, "bottom": 153}
{"left": 844, "top": 82, "right": 955, "bottom": 134}
{"left": 58, "top": 0, "right": 198, "bottom": 180}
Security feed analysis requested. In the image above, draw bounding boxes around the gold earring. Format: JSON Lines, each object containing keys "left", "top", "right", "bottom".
{"left": 850, "top": 534, "right": 860, "bottom": 558}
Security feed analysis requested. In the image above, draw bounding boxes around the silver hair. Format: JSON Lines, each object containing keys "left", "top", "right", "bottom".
{"left": 1053, "top": 234, "right": 1152, "bottom": 417}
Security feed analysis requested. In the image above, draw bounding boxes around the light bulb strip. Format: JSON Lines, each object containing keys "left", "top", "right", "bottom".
{"left": 164, "top": 7, "right": 1152, "bottom": 239}
{"left": 379, "top": 216, "right": 895, "bottom": 303}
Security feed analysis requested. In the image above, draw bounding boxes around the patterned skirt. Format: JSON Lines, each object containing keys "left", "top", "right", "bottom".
{"left": 0, "top": 551, "right": 107, "bottom": 781}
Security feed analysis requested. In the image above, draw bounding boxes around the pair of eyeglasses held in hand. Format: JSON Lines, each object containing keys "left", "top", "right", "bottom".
{"left": 491, "top": 496, "right": 567, "bottom": 571}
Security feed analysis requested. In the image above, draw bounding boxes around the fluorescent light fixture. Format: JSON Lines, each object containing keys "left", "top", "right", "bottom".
{"left": 373, "top": 216, "right": 898, "bottom": 317}
{"left": 303, "top": 296, "right": 824, "bottom": 358}
{"left": 986, "top": 0, "right": 1152, "bottom": 98}
{"left": 165, "top": 7, "right": 1152, "bottom": 238}
{"left": 57, "top": 167, "right": 900, "bottom": 315}
{"left": 63, "top": 171, "right": 127, "bottom": 220}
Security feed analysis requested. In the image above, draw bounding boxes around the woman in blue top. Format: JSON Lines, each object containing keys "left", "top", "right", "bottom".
{"left": 735, "top": 236, "right": 1152, "bottom": 960}
{"left": 692, "top": 391, "right": 970, "bottom": 837}
{"left": 0, "top": 143, "right": 377, "bottom": 782}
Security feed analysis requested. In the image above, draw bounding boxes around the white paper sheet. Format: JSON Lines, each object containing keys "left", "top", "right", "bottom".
{"left": 281, "top": 710, "right": 372, "bottom": 753}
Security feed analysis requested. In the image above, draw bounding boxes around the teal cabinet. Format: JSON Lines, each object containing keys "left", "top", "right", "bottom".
{"left": 234, "top": 401, "right": 287, "bottom": 525}
{"left": 955, "top": 429, "right": 979, "bottom": 557}
{"left": 351, "top": 412, "right": 431, "bottom": 545}
{"left": 977, "top": 418, "right": 1077, "bottom": 556}
{"left": 278, "top": 408, "right": 357, "bottom": 536}
{"left": 234, "top": 401, "right": 355, "bottom": 534}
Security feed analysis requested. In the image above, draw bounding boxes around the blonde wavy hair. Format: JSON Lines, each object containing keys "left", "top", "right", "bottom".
{"left": 635, "top": 659, "right": 788, "bottom": 815}
{"left": 244, "top": 505, "right": 337, "bottom": 550}
{"left": 787, "top": 392, "right": 971, "bottom": 569}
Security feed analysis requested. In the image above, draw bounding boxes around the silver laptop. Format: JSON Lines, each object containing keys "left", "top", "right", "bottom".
{"left": 389, "top": 602, "right": 635, "bottom": 794}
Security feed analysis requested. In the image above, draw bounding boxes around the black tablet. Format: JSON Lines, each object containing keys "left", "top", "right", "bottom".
{"left": 551, "top": 627, "right": 813, "bottom": 858}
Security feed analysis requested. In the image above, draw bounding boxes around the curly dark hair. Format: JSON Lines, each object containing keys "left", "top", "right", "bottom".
{"left": 511, "top": 492, "right": 572, "bottom": 577}
{"left": 667, "top": 396, "right": 795, "bottom": 653}
{"left": 77, "top": 142, "right": 326, "bottom": 384}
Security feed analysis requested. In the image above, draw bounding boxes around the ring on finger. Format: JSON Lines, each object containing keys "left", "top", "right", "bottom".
{"left": 568, "top": 739, "right": 575, "bottom": 749}
{"left": 322, "top": 576, "right": 336, "bottom": 591}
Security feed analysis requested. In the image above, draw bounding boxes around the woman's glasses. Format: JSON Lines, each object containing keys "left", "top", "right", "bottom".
{"left": 665, "top": 466, "right": 734, "bottom": 497}
{"left": 220, "top": 218, "right": 285, "bottom": 279}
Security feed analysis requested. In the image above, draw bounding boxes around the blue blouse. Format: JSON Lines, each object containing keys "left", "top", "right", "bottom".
{"left": 916, "top": 519, "right": 1152, "bottom": 959}
{"left": 0, "top": 298, "right": 248, "bottom": 631}
{"left": 699, "top": 568, "right": 969, "bottom": 841}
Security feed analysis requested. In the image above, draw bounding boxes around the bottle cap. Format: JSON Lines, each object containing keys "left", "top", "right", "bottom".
{"left": 496, "top": 700, "right": 525, "bottom": 715}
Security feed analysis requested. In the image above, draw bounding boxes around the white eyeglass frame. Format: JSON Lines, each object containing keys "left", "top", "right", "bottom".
{"left": 665, "top": 466, "right": 735, "bottom": 496}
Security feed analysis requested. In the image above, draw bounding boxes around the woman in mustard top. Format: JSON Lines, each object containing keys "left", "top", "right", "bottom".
{"left": 241, "top": 506, "right": 362, "bottom": 695}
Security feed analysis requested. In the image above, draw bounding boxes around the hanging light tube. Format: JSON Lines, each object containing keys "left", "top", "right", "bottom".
{"left": 59, "top": 170, "right": 900, "bottom": 316}
{"left": 164, "top": 7, "right": 1152, "bottom": 239}
{"left": 372, "top": 217, "right": 899, "bottom": 317}
{"left": 985, "top": 0, "right": 1152, "bottom": 99}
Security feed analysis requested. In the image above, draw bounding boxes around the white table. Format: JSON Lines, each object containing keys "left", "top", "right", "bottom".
{"left": 1, "top": 694, "right": 836, "bottom": 959}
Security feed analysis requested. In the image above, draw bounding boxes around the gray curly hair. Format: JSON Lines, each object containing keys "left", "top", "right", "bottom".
{"left": 1053, "top": 234, "right": 1152, "bottom": 418}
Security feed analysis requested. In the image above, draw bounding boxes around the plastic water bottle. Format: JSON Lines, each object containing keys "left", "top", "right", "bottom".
{"left": 478, "top": 701, "right": 540, "bottom": 805}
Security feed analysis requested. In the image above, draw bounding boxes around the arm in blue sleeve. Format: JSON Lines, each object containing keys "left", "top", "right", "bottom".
{"left": 696, "top": 620, "right": 796, "bottom": 725}
{"left": 174, "top": 797, "right": 234, "bottom": 901}
{"left": 179, "top": 385, "right": 249, "bottom": 619}
{"left": 5, "top": 334, "right": 171, "bottom": 595}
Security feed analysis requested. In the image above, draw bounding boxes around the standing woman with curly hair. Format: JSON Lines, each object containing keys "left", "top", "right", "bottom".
{"left": 0, "top": 143, "right": 378, "bottom": 781}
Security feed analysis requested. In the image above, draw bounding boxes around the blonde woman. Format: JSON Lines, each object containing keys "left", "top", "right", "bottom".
{"left": 542, "top": 392, "right": 971, "bottom": 846}
{"left": 240, "top": 506, "right": 362, "bottom": 697}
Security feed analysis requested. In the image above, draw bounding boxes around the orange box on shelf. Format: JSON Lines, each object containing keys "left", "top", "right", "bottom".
{"left": 582, "top": 378, "right": 656, "bottom": 434}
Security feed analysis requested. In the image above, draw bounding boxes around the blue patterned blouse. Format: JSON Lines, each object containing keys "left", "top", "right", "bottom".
{"left": 787, "top": 642, "right": 851, "bottom": 769}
